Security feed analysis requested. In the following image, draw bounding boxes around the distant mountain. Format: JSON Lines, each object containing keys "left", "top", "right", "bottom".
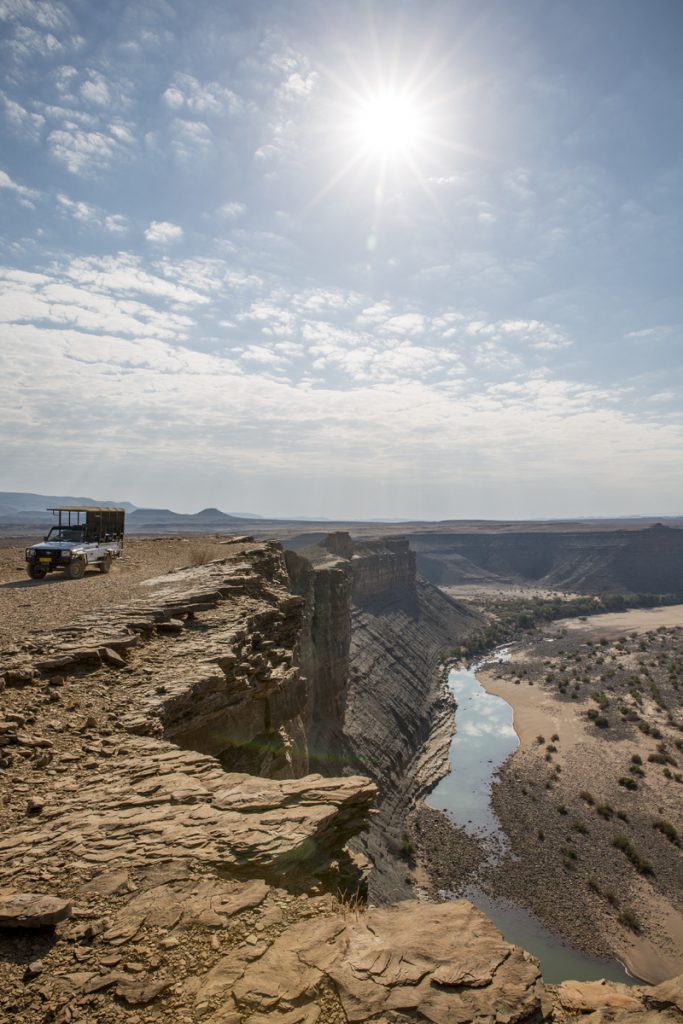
{"left": 0, "top": 491, "right": 137, "bottom": 514}
{"left": 126, "top": 507, "right": 251, "bottom": 530}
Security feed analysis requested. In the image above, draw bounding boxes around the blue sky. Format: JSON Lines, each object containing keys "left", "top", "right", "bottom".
{"left": 1, "top": 0, "right": 681, "bottom": 519}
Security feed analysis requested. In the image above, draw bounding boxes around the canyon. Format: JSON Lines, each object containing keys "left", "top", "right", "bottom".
{"left": 0, "top": 532, "right": 682, "bottom": 1023}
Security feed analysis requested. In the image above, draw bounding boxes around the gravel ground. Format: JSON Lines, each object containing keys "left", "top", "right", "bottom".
{"left": 0, "top": 536, "right": 233, "bottom": 646}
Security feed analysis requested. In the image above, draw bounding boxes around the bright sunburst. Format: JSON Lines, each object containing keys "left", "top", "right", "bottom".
{"left": 352, "top": 90, "right": 421, "bottom": 159}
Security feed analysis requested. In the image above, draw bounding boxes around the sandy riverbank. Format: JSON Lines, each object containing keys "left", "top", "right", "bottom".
{"left": 476, "top": 647, "right": 683, "bottom": 985}
{"left": 557, "top": 604, "right": 683, "bottom": 636}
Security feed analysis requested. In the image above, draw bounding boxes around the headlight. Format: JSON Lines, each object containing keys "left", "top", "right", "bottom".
{"left": 25, "top": 548, "right": 35, "bottom": 560}
{"left": 60, "top": 551, "right": 73, "bottom": 560}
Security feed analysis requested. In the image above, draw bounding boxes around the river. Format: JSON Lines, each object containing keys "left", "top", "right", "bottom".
{"left": 426, "top": 653, "right": 640, "bottom": 985}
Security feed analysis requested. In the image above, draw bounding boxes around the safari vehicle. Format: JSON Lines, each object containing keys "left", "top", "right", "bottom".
{"left": 25, "top": 506, "right": 125, "bottom": 580}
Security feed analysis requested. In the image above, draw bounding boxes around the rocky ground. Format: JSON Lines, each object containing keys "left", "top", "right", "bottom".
{"left": 410, "top": 805, "right": 489, "bottom": 897}
{"left": 0, "top": 536, "right": 240, "bottom": 645}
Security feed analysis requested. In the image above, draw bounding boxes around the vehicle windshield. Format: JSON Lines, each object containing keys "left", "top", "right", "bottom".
{"left": 46, "top": 526, "right": 85, "bottom": 542}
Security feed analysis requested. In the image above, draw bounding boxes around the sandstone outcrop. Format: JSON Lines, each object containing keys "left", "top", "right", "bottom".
{"left": 194, "top": 900, "right": 545, "bottom": 1024}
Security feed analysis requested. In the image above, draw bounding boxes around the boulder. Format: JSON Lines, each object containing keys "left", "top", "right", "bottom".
{"left": 0, "top": 892, "right": 72, "bottom": 928}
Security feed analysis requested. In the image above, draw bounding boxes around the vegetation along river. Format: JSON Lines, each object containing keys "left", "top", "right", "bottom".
{"left": 427, "top": 652, "right": 640, "bottom": 985}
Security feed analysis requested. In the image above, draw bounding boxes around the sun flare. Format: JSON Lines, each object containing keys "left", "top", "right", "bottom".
{"left": 352, "top": 90, "right": 421, "bottom": 159}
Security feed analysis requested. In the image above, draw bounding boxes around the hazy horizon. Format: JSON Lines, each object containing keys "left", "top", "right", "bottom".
{"left": 1, "top": 0, "right": 682, "bottom": 519}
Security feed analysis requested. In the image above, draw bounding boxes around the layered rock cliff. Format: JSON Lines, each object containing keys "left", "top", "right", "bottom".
{"left": 409, "top": 524, "right": 683, "bottom": 594}
{"left": 286, "top": 533, "right": 484, "bottom": 900}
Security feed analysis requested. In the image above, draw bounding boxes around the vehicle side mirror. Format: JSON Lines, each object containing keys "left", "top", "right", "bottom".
{"left": 44, "top": 536, "right": 48, "bottom": 541}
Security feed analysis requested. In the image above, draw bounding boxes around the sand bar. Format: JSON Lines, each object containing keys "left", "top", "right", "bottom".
{"left": 558, "top": 604, "right": 683, "bottom": 636}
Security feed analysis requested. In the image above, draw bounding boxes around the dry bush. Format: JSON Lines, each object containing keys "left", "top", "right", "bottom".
{"left": 187, "top": 543, "right": 218, "bottom": 566}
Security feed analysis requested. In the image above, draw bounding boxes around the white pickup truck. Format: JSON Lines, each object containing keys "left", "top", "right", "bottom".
{"left": 25, "top": 506, "right": 125, "bottom": 580}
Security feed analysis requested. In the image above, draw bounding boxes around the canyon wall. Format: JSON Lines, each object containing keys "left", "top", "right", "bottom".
{"left": 409, "top": 524, "right": 683, "bottom": 594}
{"left": 286, "top": 533, "right": 483, "bottom": 901}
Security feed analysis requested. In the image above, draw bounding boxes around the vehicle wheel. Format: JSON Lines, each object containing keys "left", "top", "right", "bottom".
{"left": 27, "top": 564, "right": 47, "bottom": 579}
{"left": 66, "top": 558, "right": 86, "bottom": 580}
{"left": 99, "top": 553, "right": 112, "bottom": 574}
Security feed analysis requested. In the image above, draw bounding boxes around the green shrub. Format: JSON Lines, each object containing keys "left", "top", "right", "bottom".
{"left": 399, "top": 832, "right": 415, "bottom": 860}
{"left": 618, "top": 907, "right": 641, "bottom": 933}
{"left": 618, "top": 776, "right": 638, "bottom": 791}
{"left": 612, "top": 835, "right": 653, "bottom": 875}
{"left": 579, "top": 790, "right": 595, "bottom": 805}
{"left": 652, "top": 819, "right": 680, "bottom": 846}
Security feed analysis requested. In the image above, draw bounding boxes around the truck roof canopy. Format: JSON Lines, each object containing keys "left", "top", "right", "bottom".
{"left": 48, "top": 506, "right": 126, "bottom": 513}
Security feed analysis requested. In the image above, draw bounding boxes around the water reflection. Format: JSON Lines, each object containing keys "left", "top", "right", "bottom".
{"left": 426, "top": 653, "right": 640, "bottom": 986}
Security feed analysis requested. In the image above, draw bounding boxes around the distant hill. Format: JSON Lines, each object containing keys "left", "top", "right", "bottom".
{"left": 125, "top": 507, "right": 252, "bottom": 531}
{"left": 0, "top": 491, "right": 137, "bottom": 514}
{"left": 0, "top": 493, "right": 263, "bottom": 532}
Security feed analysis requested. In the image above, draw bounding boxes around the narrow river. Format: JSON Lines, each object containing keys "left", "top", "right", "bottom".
{"left": 427, "top": 654, "right": 639, "bottom": 985}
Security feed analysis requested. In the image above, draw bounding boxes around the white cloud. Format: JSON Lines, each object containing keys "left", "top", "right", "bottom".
{"left": 80, "top": 71, "right": 111, "bottom": 106}
{"left": 465, "top": 318, "right": 571, "bottom": 352}
{"left": 0, "top": 167, "right": 39, "bottom": 204}
{"left": 56, "top": 192, "right": 98, "bottom": 222}
{"left": 48, "top": 127, "right": 120, "bottom": 174}
{"left": 53, "top": 63, "right": 78, "bottom": 96}
{"left": 104, "top": 213, "right": 128, "bottom": 235}
{"left": 625, "top": 326, "right": 673, "bottom": 341}
{"left": 278, "top": 70, "right": 317, "bottom": 100}
{"left": 6, "top": 24, "right": 64, "bottom": 58}
{"left": 0, "top": 0, "right": 70, "bottom": 30}
{"left": 169, "top": 117, "right": 212, "bottom": 159}
{"left": 109, "top": 120, "right": 135, "bottom": 144}
{"left": 55, "top": 193, "right": 128, "bottom": 234}
{"left": 0, "top": 255, "right": 681, "bottom": 511}
{"left": 2, "top": 94, "right": 45, "bottom": 140}
{"left": 162, "top": 73, "right": 240, "bottom": 116}
{"left": 0, "top": 263, "right": 195, "bottom": 342}
{"left": 217, "top": 201, "right": 247, "bottom": 219}
{"left": 427, "top": 175, "right": 462, "bottom": 186}
{"left": 59, "top": 254, "right": 207, "bottom": 305}
{"left": 144, "top": 220, "right": 183, "bottom": 244}
{"left": 380, "top": 313, "right": 427, "bottom": 335}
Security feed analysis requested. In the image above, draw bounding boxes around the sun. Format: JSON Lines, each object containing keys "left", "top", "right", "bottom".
{"left": 351, "top": 90, "right": 421, "bottom": 159}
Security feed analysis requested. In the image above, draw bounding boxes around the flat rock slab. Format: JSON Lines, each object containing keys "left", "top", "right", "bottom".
{"left": 0, "top": 892, "right": 72, "bottom": 928}
{"left": 0, "top": 740, "right": 377, "bottom": 879}
{"left": 558, "top": 979, "right": 643, "bottom": 1012}
{"left": 198, "top": 899, "right": 544, "bottom": 1024}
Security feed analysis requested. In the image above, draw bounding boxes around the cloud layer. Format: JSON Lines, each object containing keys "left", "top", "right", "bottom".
{"left": 0, "top": 0, "right": 681, "bottom": 516}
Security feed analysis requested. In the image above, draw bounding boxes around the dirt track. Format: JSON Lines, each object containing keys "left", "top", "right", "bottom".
{"left": 0, "top": 537, "right": 233, "bottom": 645}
